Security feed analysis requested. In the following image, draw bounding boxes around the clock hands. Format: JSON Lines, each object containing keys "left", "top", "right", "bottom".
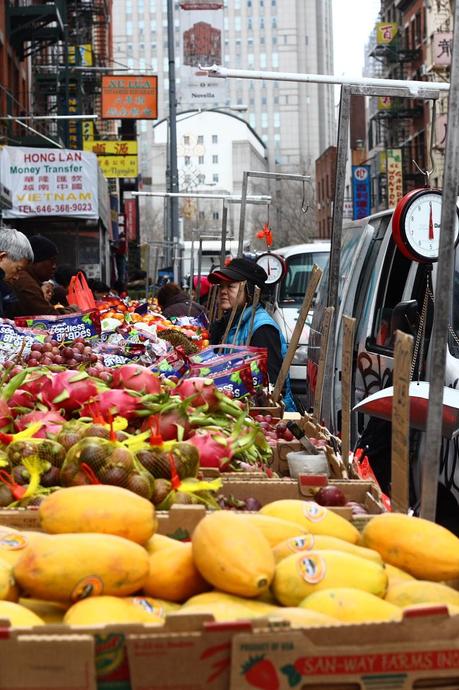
{"left": 428, "top": 201, "right": 434, "bottom": 241}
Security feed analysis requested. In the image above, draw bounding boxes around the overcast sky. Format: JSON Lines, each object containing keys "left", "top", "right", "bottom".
{"left": 332, "top": 0, "right": 381, "bottom": 77}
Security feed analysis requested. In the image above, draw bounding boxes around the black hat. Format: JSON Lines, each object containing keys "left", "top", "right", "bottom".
{"left": 30, "top": 235, "right": 58, "bottom": 263}
{"left": 208, "top": 257, "right": 267, "bottom": 288}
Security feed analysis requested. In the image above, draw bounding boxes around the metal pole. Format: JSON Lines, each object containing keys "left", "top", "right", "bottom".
{"left": 321, "top": 85, "right": 351, "bottom": 430}
{"left": 202, "top": 65, "right": 451, "bottom": 95}
{"left": 421, "top": 1, "right": 459, "bottom": 522}
{"left": 189, "top": 230, "right": 195, "bottom": 296}
{"left": 167, "top": 0, "right": 179, "bottom": 269}
{"left": 220, "top": 203, "right": 228, "bottom": 269}
{"left": 196, "top": 238, "right": 203, "bottom": 302}
{"left": 238, "top": 171, "right": 249, "bottom": 257}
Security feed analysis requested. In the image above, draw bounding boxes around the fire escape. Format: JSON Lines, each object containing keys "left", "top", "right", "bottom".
{"left": 369, "top": 27, "right": 427, "bottom": 193}
{"left": 6, "top": 0, "right": 114, "bottom": 149}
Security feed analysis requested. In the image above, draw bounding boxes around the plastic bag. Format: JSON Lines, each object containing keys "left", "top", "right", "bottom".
{"left": 67, "top": 272, "right": 96, "bottom": 311}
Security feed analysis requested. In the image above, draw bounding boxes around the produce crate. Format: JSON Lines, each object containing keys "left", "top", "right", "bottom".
{"left": 249, "top": 402, "right": 284, "bottom": 420}
{"left": 2, "top": 610, "right": 459, "bottom": 690}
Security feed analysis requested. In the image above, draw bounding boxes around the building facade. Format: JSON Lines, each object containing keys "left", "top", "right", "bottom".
{"left": 366, "top": 0, "right": 452, "bottom": 213}
{"left": 112, "top": 0, "right": 335, "bottom": 242}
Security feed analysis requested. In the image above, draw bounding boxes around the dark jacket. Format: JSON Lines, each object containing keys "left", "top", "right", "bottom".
{"left": 8, "top": 268, "right": 61, "bottom": 317}
{"left": 161, "top": 291, "right": 207, "bottom": 319}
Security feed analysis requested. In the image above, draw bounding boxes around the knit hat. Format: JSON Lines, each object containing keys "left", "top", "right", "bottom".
{"left": 208, "top": 257, "right": 267, "bottom": 289}
{"left": 29, "top": 235, "right": 58, "bottom": 263}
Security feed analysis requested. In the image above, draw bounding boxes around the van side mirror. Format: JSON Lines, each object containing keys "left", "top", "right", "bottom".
{"left": 390, "top": 299, "right": 419, "bottom": 337}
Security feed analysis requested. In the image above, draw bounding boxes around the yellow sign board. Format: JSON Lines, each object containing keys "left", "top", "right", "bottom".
{"left": 98, "top": 155, "right": 138, "bottom": 179}
{"left": 69, "top": 44, "right": 93, "bottom": 67}
{"left": 83, "top": 140, "right": 138, "bottom": 155}
{"left": 376, "top": 22, "right": 398, "bottom": 45}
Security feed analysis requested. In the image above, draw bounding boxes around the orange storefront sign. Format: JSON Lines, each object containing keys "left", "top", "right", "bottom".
{"left": 101, "top": 75, "right": 158, "bottom": 120}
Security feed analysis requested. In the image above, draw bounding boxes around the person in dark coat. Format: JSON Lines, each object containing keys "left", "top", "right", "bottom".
{"left": 0, "top": 228, "right": 34, "bottom": 317}
{"left": 10, "top": 235, "right": 71, "bottom": 316}
{"left": 157, "top": 282, "right": 207, "bottom": 319}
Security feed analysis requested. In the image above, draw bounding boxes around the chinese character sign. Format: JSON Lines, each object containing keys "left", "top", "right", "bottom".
{"left": 387, "top": 149, "right": 403, "bottom": 208}
{"left": 352, "top": 165, "right": 371, "bottom": 220}
{"left": 2, "top": 146, "right": 99, "bottom": 220}
{"left": 179, "top": 1, "right": 227, "bottom": 106}
{"left": 124, "top": 199, "right": 138, "bottom": 242}
{"left": 101, "top": 75, "right": 158, "bottom": 119}
{"left": 433, "top": 32, "right": 453, "bottom": 67}
{"left": 376, "top": 22, "right": 398, "bottom": 45}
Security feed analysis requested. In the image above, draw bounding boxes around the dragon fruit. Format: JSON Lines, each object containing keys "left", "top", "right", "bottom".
{"left": 111, "top": 364, "right": 162, "bottom": 394}
{"left": 39, "top": 370, "right": 102, "bottom": 413}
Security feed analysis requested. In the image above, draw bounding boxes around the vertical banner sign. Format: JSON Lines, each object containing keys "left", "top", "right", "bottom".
{"left": 179, "top": 1, "right": 227, "bottom": 106}
{"left": 376, "top": 22, "right": 398, "bottom": 45}
{"left": 432, "top": 32, "right": 453, "bottom": 68}
{"left": 351, "top": 165, "right": 371, "bottom": 220}
{"left": 387, "top": 148, "right": 403, "bottom": 208}
{"left": 124, "top": 199, "right": 137, "bottom": 241}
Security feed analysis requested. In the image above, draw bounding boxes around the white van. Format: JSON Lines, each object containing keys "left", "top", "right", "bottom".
{"left": 271, "top": 242, "right": 330, "bottom": 407}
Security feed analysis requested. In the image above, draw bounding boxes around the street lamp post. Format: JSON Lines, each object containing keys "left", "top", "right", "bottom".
{"left": 167, "top": 0, "right": 179, "bottom": 280}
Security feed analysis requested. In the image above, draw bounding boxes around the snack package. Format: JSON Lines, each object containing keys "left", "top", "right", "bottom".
{"left": 15, "top": 310, "right": 101, "bottom": 343}
{"left": 0, "top": 321, "right": 46, "bottom": 363}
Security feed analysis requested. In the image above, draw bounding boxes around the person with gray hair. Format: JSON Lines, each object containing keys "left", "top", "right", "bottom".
{"left": 0, "top": 228, "right": 34, "bottom": 317}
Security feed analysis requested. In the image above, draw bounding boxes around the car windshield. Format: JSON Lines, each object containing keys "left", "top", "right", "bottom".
{"left": 279, "top": 251, "right": 329, "bottom": 304}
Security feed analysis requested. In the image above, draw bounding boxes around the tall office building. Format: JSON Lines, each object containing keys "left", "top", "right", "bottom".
{"left": 112, "top": 0, "right": 335, "bottom": 180}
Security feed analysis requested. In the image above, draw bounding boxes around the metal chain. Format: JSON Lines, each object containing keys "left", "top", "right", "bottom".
{"left": 410, "top": 280, "right": 430, "bottom": 381}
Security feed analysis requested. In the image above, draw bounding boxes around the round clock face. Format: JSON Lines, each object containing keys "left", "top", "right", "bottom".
{"left": 256, "top": 253, "right": 286, "bottom": 285}
{"left": 392, "top": 188, "right": 459, "bottom": 263}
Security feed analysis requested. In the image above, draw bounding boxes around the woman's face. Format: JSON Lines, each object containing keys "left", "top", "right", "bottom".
{"left": 218, "top": 281, "right": 246, "bottom": 311}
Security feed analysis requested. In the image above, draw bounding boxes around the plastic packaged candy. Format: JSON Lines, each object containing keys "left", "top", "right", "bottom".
{"left": 15, "top": 309, "right": 101, "bottom": 344}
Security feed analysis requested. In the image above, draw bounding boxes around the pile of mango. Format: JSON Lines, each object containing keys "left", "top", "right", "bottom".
{"left": 0, "top": 485, "right": 459, "bottom": 628}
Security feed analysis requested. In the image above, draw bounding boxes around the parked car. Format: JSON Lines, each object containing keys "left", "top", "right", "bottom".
{"left": 271, "top": 242, "right": 330, "bottom": 409}
{"left": 306, "top": 211, "right": 459, "bottom": 531}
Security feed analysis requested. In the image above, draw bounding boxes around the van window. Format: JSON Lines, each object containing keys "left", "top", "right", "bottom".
{"left": 369, "top": 237, "right": 412, "bottom": 350}
{"left": 279, "top": 252, "right": 329, "bottom": 304}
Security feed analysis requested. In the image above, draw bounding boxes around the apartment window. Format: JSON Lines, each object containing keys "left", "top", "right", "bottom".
{"left": 272, "top": 17, "right": 277, "bottom": 28}
{"left": 260, "top": 17, "right": 264, "bottom": 29}
{"left": 212, "top": 135, "right": 218, "bottom": 144}
{"left": 184, "top": 136, "right": 190, "bottom": 145}
{"left": 235, "top": 0, "right": 241, "bottom": 7}
{"left": 150, "top": 0, "right": 156, "bottom": 8}
{"left": 262, "top": 96, "right": 267, "bottom": 105}
{"left": 197, "top": 135, "right": 204, "bottom": 144}
{"left": 212, "top": 155, "right": 218, "bottom": 164}
{"left": 213, "top": 173, "right": 219, "bottom": 183}
{"left": 261, "top": 112, "right": 268, "bottom": 128}
{"left": 248, "top": 17, "right": 253, "bottom": 30}
{"left": 272, "top": 53, "right": 279, "bottom": 68}
{"left": 198, "top": 155, "right": 204, "bottom": 164}
{"left": 212, "top": 211, "right": 219, "bottom": 220}
{"left": 235, "top": 16, "right": 241, "bottom": 31}
{"left": 248, "top": 53, "right": 254, "bottom": 66}
{"left": 249, "top": 114, "right": 256, "bottom": 128}
{"left": 126, "top": 21, "right": 133, "bottom": 35}
{"left": 151, "top": 57, "right": 158, "bottom": 70}
{"left": 163, "top": 57, "right": 168, "bottom": 71}
{"left": 274, "top": 112, "right": 280, "bottom": 128}
{"left": 184, "top": 156, "right": 191, "bottom": 166}
{"left": 260, "top": 53, "right": 266, "bottom": 68}
{"left": 272, "top": 0, "right": 276, "bottom": 5}
{"left": 199, "top": 211, "right": 205, "bottom": 220}
{"left": 248, "top": 37, "right": 254, "bottom": 46}
{"left": 198, "top": 174, "right": 206, "bottom": 184}
{"left": 127, "top": 43, "right": 133, "bottom": 55}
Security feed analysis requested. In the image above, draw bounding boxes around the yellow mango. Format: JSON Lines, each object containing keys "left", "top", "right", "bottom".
{"left": 235, "top": 514, "right": 308, "bottom": 548}
{"left": 145, "top": 533, "right": 183, "bottom": 555}
{"left": 301, "top": 587, "right": 401, "bottom": 623}
{"left": 272, "top": 549, "right": 388, "bottom": 606}
{"left": 14, "top": 533, "right": 149, "bottom": 603}
{"left": 0, "top": 557, "right": 18, "bottom": 602}
{"left": 362, "top": 513, "right": 459, "bottom": 581}
{"left": 385, "top": 580, "right": 459, "bottom": 608}
{"left": 39, "top": 485, "right": 156, "bottom": 544}
{"left": 268, "top": 607, "right": 338, "bottom": 628}
{"left": 0, "top": 530, "right": 49, "bottom": 567}
{"left": 64, "top": 596, "right": 163, "bottom": 626}
{"left": 184, "top": 591, "right": 277, "bottom": 615}
{"left": 192, "top": 512, "right": 275, "bottom": 598}
{"left": 20, "top": 598, "right": 67, "bottom": 624}
{"left": 0, "top": 601, "right": 45, "bottom": 627}
{"left": 260, "top": 500, "right": 359, "bottom": 544}
{"left": 143, "top": 542, "right": 209, "bottom": 603}
{"left": 273, "top": 534, "right": 382, "bottom": 564}
{"left": 384, "top": 563, "right": 415, "bottom": 588}
{"left": 175, "top": 601, "right": 256, "bottom": 622}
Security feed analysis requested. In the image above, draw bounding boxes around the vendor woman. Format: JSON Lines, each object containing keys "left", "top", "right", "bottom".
{"left": 208, "top": 257, "right": 296, "bottom": 411}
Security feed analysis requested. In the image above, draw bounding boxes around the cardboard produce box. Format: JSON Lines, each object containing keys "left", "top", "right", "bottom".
{"left": 230, "top": 609, "right": 459, "bottom": 689}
